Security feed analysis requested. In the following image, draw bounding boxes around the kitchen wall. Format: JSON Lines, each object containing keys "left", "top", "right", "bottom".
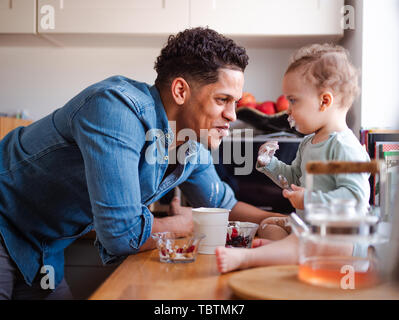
{"left": 0, "top": 41, "right": 292, "bottom": 121}
{"left": 360, "top": 0, "right": 399, "bottom": 129}
{"left": 2, "top": 1, "right": 397, "bottom": 129}
{"left": 339, "top": 0, "right": 363, "bottom": 137}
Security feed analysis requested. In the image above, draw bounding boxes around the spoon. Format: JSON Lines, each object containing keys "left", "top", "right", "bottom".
{"left": 278, "top": 174, "right": 292, "bottom": 191}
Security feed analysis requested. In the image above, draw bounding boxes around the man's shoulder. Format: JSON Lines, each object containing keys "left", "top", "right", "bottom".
{"left": 93, "top": 75, "right": 154, "bottom": 109}
{"left": 67, "top": 76, "right": 158, "bottom": 126}
{"left": 64, "top": 75, "right": 160, "bottom": 125}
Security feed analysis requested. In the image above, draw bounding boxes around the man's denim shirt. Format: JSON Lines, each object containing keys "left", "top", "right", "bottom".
{"left": 0, "top": 76, "right": 237, "bottom": 288}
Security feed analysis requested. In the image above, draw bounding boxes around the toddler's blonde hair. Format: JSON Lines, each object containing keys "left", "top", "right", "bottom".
{"left": 286, "top": 43, "right": 359, "bottom": 109}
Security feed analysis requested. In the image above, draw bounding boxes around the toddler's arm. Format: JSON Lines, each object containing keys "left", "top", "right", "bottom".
{"left": 306, "top": 172, "right": 370, "bottom": 207}
{"left": 256, "top": 142, "right": 302, "bottom": 189}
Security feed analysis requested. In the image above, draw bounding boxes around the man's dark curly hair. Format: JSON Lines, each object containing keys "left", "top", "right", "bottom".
{"left": 154, "top": 27, "right": 249, "bottom": 89}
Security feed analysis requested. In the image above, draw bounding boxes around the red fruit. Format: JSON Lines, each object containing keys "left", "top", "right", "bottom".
{"left": 276, "top": 95, "right": 289, "bottom": 112}
{"left": 231, "top": 227, "right": 238, "bottom": 238}
{"left": 237, "top": 102, "right": 257, "bottom": 109}
{"left": 237, "top": 92, "right": 256, "bottom": 108}
{"left": 186, "top": 245, "right": 195, "bottom": 253}
{"left": 176, "top": 248, "right": 183, "bottom": 254}
{"left": 256, "top": 101, "right": 276, "bottom": 115}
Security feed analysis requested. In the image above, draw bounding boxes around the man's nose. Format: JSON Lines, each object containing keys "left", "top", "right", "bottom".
{"left": 224, "top": 103, "right": 237, "bottom": 122}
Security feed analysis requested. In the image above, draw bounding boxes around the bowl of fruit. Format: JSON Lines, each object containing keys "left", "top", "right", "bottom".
{"left": 225, "top": 221, "right": 259, "bottom": 248}
{"left": 151, "top": 232, "right": 205, "bottom": 263}
{"left": 236, "top": 92, "right": 302, "bottom": 135}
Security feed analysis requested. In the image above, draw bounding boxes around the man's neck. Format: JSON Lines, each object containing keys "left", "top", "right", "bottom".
{"left": 158, "top": 87, "right": 183, "bottom": 150}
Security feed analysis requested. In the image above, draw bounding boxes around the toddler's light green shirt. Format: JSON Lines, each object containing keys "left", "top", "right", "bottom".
{"left": 257, "top": 128, "right": 371, "bottom": 212}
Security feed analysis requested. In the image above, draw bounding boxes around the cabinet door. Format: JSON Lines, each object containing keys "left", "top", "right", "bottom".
{"left": 0, "top": 0, "right": 36, "bottom": 33}
{"left": 37, "top": 0, "right": 189, "bottom": 34}
{"left": 0, "top": 117, "right": 33, "bottom": 140}
{"left": 190, "top": 0, "right": 344, "bottom": 36}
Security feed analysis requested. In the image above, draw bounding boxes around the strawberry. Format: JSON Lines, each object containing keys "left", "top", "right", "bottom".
{"left": 231, "top": 227, "right": 238, "bottom": 238}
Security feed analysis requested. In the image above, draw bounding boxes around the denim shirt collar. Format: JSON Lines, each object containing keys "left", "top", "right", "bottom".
{"left": 149, "top": 85, "right": 200, "bottom": 159}
{"left": 184, "top": 140, "right": 199, "bottom": 157}
{"left": 149, "top": 85, "right": 174, "bottom": 148}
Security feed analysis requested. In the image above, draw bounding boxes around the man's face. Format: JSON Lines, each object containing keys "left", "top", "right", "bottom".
{"left": 181, "top": 68, "right": 244, "bottom": 150}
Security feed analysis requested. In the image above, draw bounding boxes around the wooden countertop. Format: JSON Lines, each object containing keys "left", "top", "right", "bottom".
{"left": 89, "top": 246, "right": 399, "bottom": 300}
{"left": 89, "top": 249, "right": 237, "bottom": 300}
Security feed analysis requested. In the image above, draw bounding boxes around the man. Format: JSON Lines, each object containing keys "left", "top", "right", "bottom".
{"left": 0, "top": 27, "right": 281, "bottom": 300}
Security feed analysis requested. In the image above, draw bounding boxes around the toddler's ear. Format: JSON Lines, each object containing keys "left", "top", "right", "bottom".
{"left": 319, "top": 92, "right": 334, "bottom": 111}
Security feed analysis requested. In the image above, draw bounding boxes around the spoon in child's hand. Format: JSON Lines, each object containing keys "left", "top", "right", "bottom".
{"left": 278, "top": 174, "right": 292, "bottom": 191}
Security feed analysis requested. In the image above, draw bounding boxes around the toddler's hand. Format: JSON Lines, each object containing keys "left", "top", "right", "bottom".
{"left": 257, "top": 141, "right": 279, "bottom": 167}
{"left": 282, "top": 184, "right": 305, "bottom": 210}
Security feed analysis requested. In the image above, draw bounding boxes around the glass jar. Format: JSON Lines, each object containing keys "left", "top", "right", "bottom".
{"left": 291, "top": 201, "right": 388, "bottom": 289}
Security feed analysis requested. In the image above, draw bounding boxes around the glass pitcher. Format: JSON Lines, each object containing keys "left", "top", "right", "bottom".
{"left": 289, "top": 160, "right": 391, "bottom": 289}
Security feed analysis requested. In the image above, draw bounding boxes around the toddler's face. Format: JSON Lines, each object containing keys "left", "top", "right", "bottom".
{"left": 282, "top": 70, "right": 324, "bottom": 135}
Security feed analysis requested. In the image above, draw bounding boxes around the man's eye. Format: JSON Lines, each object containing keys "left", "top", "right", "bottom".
{"left": 289, "top": 98, "right": 296, "bottom": 104}
{"left": 217, "top": 98, "right": 228, "bottom": 103}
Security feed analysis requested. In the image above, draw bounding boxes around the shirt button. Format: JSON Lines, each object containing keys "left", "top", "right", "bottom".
{"left": 164, "top": 156, "right": 169, "bottom": 161}
{"left": 165, "top": 133, "right": 170, "bottom": 139}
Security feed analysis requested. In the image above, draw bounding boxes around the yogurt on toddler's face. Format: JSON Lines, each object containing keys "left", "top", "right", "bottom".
{"left": 287, "top": 115, "right": 296, "bottom": 128}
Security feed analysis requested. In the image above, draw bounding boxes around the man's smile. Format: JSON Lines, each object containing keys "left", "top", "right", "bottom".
{"left": 213, "top": 124, "right": 230, "bottom": 137}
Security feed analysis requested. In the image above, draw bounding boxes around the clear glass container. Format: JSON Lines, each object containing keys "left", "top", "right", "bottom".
{"left": 290, "top": 160, "right": 393, "bottom": 289}
{"left": 151, "top": 232, "right": 205, "bottom": 263}
{"left": 291, "top": 201, "right": 388, "bottom": 289}
{"left": 225, "top": 221, "right": 259, "bottom": 248}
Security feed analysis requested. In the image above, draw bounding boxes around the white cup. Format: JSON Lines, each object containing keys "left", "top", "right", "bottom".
{"left": 192, "top": 207, "right": 230, "bottom": 254}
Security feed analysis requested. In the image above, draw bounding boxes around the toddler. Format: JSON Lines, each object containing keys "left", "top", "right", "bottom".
{"left": 216, "top": 43, "right": 370, "bottom": 273}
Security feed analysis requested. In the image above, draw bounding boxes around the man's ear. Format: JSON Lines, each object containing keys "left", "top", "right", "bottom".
{"left": 319, "top": 92, "right": 334, "bottom": 111}
{"left": 171, "top": 77, "right": 190, "bottom": 105}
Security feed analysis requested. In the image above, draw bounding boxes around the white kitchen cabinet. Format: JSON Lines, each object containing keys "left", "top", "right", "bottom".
{"left": 37, "top": 0, "right": 189, "bottom": 34}
{"left": 190, "top": 0, "right": 344, "bottom": 36}
{"left": 0, "top": 0, "right": 36, "bottom": 33}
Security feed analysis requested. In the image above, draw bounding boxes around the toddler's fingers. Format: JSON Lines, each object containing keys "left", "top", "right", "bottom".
{"left": 282, "top": 189, "right": 292, "bottom": 198}
{"left": 258, "top": 141, "right": 279, "bottom": 154}
{"left": 290, "top": 184, "right": 301, "bottom": 191}
{"left": 257, "top": 155, "right": 269, "bottom": 166}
